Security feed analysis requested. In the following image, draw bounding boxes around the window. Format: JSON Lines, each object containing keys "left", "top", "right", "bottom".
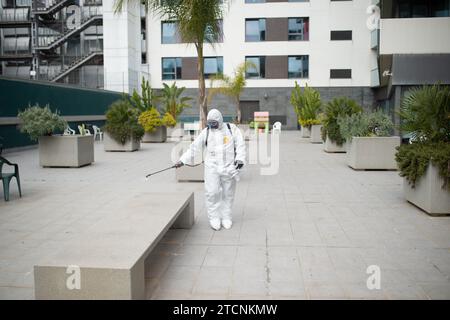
{"left": 161, "top": 21, "right": 178, "bottom": 44}
{"left": 162, "top": 57, "right": 182, "bottom": 80}
{"left": 205, "top": 20, "right": 223, "bottom": 43}
{"left": 397, "top": 0, "right": 450, "bottom": 18}
{"left": 245, "top": 0, "right": 265, "bottom": 3}
{"left": 245, "top": 56, "right": 265, "bottom": 79}
{"left": 245, "top": 18, "right": 266, "bottom": 42}
{"left": 330, "top": 69, "right": 352, "bottom": 79}
{"left": 288, "top": 17, "right": 309, "bottom": 41}
{"left": 288, "top": 56, "right": 309, "bottom": 78}
{"left": 204, "top": 57, "right": 223, "bottom": 78}
{"left": 330, "top": 30, "right": 352, "bottom": 41}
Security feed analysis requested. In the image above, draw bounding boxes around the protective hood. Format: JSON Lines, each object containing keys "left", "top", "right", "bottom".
{"left": 207, "top": 109, "right": 223, "bottom": 128}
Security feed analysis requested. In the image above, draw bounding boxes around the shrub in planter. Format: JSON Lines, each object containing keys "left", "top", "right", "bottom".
{"left": 162, "top": 112, "right": 176, "bottom": 128}
{"left": 396, "top": 142, "right": 450, "bottom": 189}
{"left": 104, "top": 99, "right": 144, "bottom": 145}
{"left": 321, "top": 97, "right": 362, "bottom": 149}
{"left": 396, "top": 84, "right": 450, "bottom": 214}
{"left": 18, "top": 105, "right": 93, "bottom": 167}
{"left": 18, "top": 104, "right": 67, "bottom": 140}
{"left": 338, "top": 110, "right": 399, "bottom": 170}
{"left": 337, "top": 109, "right": 394, "bottom": 141}
{"left": 138, "top": 108, "right": 163, "bottom": 133}
{"left": 291, "top": 82, "right": 322, "bottom": 135}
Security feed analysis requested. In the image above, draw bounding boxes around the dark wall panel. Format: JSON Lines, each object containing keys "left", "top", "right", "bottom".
{"left": 265, "top": 56, "right": 288, "bottom": 79}
{"left": 181, "top": 57, "right": 198, "bottom": 80}
{"left": 266, "top": 18, "right": 288, "bottom": 41}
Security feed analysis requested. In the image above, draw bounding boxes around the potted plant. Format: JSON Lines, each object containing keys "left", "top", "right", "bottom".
{"left": 291, "top": 82, "right": 321, "bottom": 138}
{"left": 138, "top": 108, "right": 176, "bottom": 143}
{"left": 103, "top": 99, "right": 144, "bottom": 152}
{"left": 161, "top": 82, "right": 192, "bottom": 141}
{"left": 396, "top": 84, "right": 450, "bottom": 215}
{"left": 338, "top": 109, "right": 400, "bottom": 170}
{"left": 18, "top": 105, "right": 94, "bottom": 167}
{"left": 321, "top": 97, "right": 363, "bottom": 152}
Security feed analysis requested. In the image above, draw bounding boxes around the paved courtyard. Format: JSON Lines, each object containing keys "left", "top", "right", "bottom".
{"left": 0, "top": 131, "right": 449, "bottom": 299}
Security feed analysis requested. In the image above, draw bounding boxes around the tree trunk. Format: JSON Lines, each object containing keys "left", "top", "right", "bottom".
{"left": 236, "top": 97, "right": 241, "bottom": 124}
{"left": 196, "top": 45, "right": 207, "bottom": 129}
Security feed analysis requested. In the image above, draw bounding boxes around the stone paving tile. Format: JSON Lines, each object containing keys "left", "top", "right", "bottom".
{"left": 1, "top": 132, "right": 450, "bottom": 300}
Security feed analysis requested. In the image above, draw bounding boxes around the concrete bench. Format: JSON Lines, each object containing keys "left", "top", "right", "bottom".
{"left": 34, "top": 191, "right": 194, "bottom": 299}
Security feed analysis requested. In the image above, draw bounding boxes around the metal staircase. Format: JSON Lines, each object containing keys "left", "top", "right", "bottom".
{"left": 32, "top": 0, "right": 72, "bottom": 16}
{"left": 50, "top": 51, "right": 102, "bottom": 82}
{"left": 35, "top": 15, "right": 102, "bottom": 50}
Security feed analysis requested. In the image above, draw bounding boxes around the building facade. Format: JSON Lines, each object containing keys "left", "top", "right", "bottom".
{"left": 2, "top": 0, "right": 449, "bottom": 128}
{"left": 374, "top": 0, "right": 450, "bottom": 129}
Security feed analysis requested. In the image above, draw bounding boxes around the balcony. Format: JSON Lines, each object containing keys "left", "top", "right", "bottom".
{"left": 379, "top": 17, "right": 450, "bottom": 55}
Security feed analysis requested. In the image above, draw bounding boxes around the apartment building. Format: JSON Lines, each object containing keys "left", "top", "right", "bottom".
{"left": 2, "top": 0, "right": 448, "bottom": 128}
{"left": 143, "top": 0, "right": 378, "bottom": 127}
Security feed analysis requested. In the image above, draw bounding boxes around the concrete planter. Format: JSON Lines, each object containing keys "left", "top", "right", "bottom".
{"left": 38, "top": 135, "right": 94, "bottom": 168}
{"left": 347, "top": 136, "right": 400, "bottom": 170}
{"left": 176, "top": 163, "right": 204, "bottom": 182}
{"left": 104, "top": 132, "right": 140, "bottom": 152}
{"left": 300, "top": 126, "right": 311, "bottom": 138}
{"left": 310, "top": 125, "right": 323, "bottom": 144}
{"left": 142, "top": 126, "right": 167, "bottom": 143}
{"left": 324, "top": 136, "right": 348, "bottom": 153}
{"left": 403, "top": 164, "right": 450, "bottom": 215}
{"left": 167, "top": 123, "right": 183, "bottom": 141}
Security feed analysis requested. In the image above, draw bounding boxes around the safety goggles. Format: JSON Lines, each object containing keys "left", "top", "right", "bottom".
{"left": 207, "top": 120, "right": 219, "bottom": 129}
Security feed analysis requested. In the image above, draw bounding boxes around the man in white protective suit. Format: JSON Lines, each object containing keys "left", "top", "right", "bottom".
{"left": 175, "top": 109, "right": 246, "bottom": 231}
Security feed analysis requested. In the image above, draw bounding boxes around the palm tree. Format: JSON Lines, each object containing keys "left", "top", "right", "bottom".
{"left": 161, "top": 82, "right": 193, "bottom": 120}
{"left": 207, "top": 60, "right": 255, "bottom": 124}
{"left": 114, "top": 0, "right": 225, "bottom": 128}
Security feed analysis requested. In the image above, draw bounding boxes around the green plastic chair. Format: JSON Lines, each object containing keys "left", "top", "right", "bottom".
{"left": 0, "top": 156, "right": 22, "bottom": 201}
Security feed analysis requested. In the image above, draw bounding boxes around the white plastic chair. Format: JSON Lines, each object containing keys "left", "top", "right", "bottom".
{"left": 93, "top": 125, "right": 103, "bottom": 141}
{"left": 273, "top": 121, "right": 282, "bottom": 132}
{"left": 64, "top": 126, "right": 76, "bottom": 135}
{"left": 78, "top": 125, "right": 92, "bottom": 136}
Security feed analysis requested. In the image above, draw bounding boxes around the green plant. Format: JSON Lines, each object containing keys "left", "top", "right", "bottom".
{"left": 130, "top": 77, "right": 160, "bottom": 112}
{"left": 161, "top": 82, "right": 192, "bottom": 121}
{"left": 138, "top": 108, "right": 163, "bottom": 132}
{"left": 399, "top": 83, "right": 450, "bottom": 143}
{"left": 17, "top": 104, "right": 67, "bottom": 141}
{"left": 290, "top": 82, "right": 321, "bottom": 128}
{"left": 321, "top": 97, "right": 363, "bottom": 146}
{"left": 162, "top": 112, "right": 177, "bottom": 128}
{"left": 396, "top": 142, "right": 450, "bottom": 191}
{"left": 207, "top": 60, "right": 256, "bottom": 124}
{"left": 104, "top": 99, "right": 144, "bottom": 144}
{"left": 338, "top": 109, "right": 394, "bottom": 141}
{"left": 115, "top": 0, "right": 225, "bottom": 128}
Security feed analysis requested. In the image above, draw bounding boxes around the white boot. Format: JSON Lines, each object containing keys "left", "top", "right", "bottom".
{"left": 221, "top": 219, "right": 233, "bottom": 230}
{"left": 210, "top": 218, "right": 221, "bottom": 231}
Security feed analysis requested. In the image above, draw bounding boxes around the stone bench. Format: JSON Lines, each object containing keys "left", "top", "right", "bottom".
{"left": 34, "top": 192, "right": 194, "bottom": 299}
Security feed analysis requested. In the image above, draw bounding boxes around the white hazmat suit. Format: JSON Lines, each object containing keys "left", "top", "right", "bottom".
{"left": 179, "top": 109, "right": 246, "bottom": 230}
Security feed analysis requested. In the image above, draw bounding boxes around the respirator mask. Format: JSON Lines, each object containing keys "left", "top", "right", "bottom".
{"left": 207, "top": 120, "right": 220, "bottom": 129}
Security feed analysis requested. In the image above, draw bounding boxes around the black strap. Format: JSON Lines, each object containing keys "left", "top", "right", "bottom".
{"left": 205, "top": 123, "right": 233, "bottom": 147}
